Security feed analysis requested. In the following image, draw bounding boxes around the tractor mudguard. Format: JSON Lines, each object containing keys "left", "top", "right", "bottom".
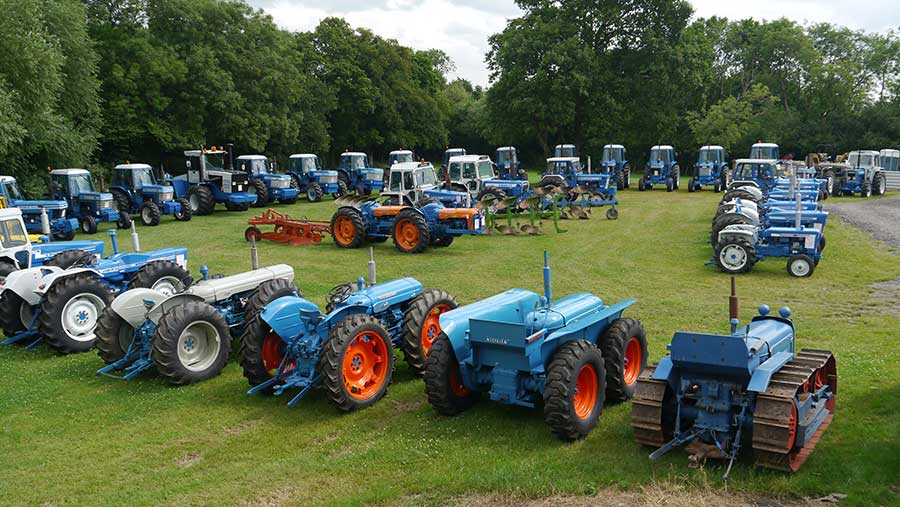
{"left": 539, "top": 299, "right": 636, "bottom": 365}
{"left": 747, "top": 351, "right": 794, "bottom": 393}
{"left": 718, "top": 225, "right": 757, "bottom": 242}
{"left": 33, "top": 267, "right": 104, "bottom": 299}
{"left": 439, "top": 288, "right": 542, "bottom": 359}
{"left": 261, "top": 294, "right": 321, "bottom": 340}
{"left": 1, "top": 266, "right": 66, "bottom": 306}
{"left": 146, "top": 293, "right": 206, "bottom": 324}
{"left": 719, "top": 210, "right": 760, "bottom": 226}
{"left": 110, "top": 287, "right": 170, "bottom": 327}
{"left": 651, "top": 355, "right": 674, "bottom": 383}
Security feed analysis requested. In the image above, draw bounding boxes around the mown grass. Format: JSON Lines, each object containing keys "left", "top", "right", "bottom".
{"left": 1, "top": 178, "right": 898, "bottom": 507}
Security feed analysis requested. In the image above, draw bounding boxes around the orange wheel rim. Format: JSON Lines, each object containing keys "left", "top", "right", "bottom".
{"left": 623, "top": 337, "right": 643, "bottom": 385}
{"left": 449, "top": 364, "right": 470, "bottom": 397}
{"left": 573, "top": 364, "right": 598, "bottom": 420}
{"left": 333, "top": 216, "right": 356, "bottom": 245}
{"left": 342, "top": 330, "right": 389, "bottom": 400}
{"left": 395, "top": 219, "right": 420, "bottom": 249}
{"left": 421, "top": 304, "right": 452, "bottom": 357}
{"left": 786, "top": 402, "right": 798, "bottom": 451}
{"left": 261, "top": 331, "right": 293, "bottom": 376}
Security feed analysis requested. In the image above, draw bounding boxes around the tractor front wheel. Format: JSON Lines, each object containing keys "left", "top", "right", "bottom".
{"left": 94, "top": 309, "right": 135, "bottom": 367}
{"left": 688, "top": 178, "right": 695, "bottom": 192}
{"left": 392, "top": 209, "right": 429, "bottom": 254}
{"left": 53, "top": 230, "right": 76, "bottom": 241}
{"left": 307, "top": 182, "right": 323, "bottom": 202}
{"left": 599, "top": 318, "right": 647, "bottom": 402}
{"left": 38, "top": 274, "right": 114, "bottom": 354}
{"left": 151, "top": 301, "right": 230, "bottom": 385}
{"left": 0, "top": 291, "right": 34, "bottom": 338}
{"left": 402, "top": 288, "right": 458, "bottom": 375}
{"left": 173, "top": 198, "right": 192, "bottom": 221}
{"left": 543, "top": 340, "right": 607, "bottom": 441}
{"left": 665, "top": 177, "right": 674, "bottom": 192}
{"left": 333, "top": 180, "right": 348, "bottom": 199}
{"left": 319, "top": 314, "right": 394, "bottom": 412}
{"left": 236, "top": 278, "right": 299, "bottom": 390}
{"left": 252, "top": 179, "right": 268, "bottom": 207}
{"left": 331, "top": 208, "right": 366, "bottom": 248}
{"left": 80, "top": 215, "right": 98, "bottom": 234}
{"left": 117, "top": 212, "right": 132, "bottom": 230}
{"left": 423, "top": 334, "right": 479, "bottom": 415}
{"left": 787, "top": 254, "right": 816, "bottom": 278}
{"left": 140, "top": 201, "right": 161, "bottom": 226}
{"left": 187, "top": 185, "right": 215, "bottom": 215}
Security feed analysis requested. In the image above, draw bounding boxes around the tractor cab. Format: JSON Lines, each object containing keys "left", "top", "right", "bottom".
{"left": 236, "top": 154, "right": 295, "bottom": 205}
{"left": 639, "top": 145, "right": 680, "bottom": 191}
{"left": 388, "top": 150, "right": 415, "bottom": 166}
{"left": 235, "top": 155, "right": 272, "bottom": 176}
{"left": 554, "top": 144, "right": 577, "bottom": 158}
{"left": 383, "top": 162, "right": 468, "bottom": 207}
{"left": 49, "top": 168, "right": 124, "bottom": 233}
{"left": 112, "top": 164, "right": 174, "bottom": 200}
{"left": 445, "top": 155, "right": 495, "bottom": 194}
{"left": 0, "top": 207, "right": 34, "bottom": 269}
{"left": 601, "top": 145, "right": 626, "bottom": 171}
{"left": 545, "top": 157, "right": 583, "bottom": 176}
{"left": 111, "top": 164, "right": 190, "bottom": 226}
{"left": 688, "top": 146, "right": 729, "bottom": 192}
{"left": 495, "top": 147, "right": 525, "bottom": 180}
{"left": 286, "top": 154, "right": 340, "bottom": 201}
{"left": 441, "top": 148, "right": 466, "bottom": 169}
{"left": 648, "top": 146, "right": 676, "bottom": 169}
{"left": 338, "top": 152, "right": 383, "bottom": 195}
{"left": 750, "top": 142, "right": 780, "bottom": 161}
{"left": 0, "top": 176, "right": 75, "bottom": 239}
{"left": 697, "top": 146, "right": 725, "bottom": 165}
{"left": 732, "top": 159, "right": 778, "bottom": 190}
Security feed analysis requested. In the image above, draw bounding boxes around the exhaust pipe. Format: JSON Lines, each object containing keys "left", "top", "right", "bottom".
{"left": 131, "top": 221, "right": 141, "bottom": 252}
{"left": 250, "top": 236, "right": 259, "bottom": 270}
{"left": 367, "top": 247, "right": 376, "bottom": 286}
{"left": 729, "top": 276, "right": 739, "bottom": 334}
{"left": 109, "top": 228, "right": 120, "bottom": 255}
{"left": 543, "top": 251, "right": 552, "bottom": 305}
{"left": 40, "top": 207, "right": 51, "bottom": 239}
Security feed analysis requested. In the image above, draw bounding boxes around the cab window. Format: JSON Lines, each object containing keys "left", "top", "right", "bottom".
{"left": 477, "top": 161, "right": 493, "bottom": 178}
{"left": 403, "top": 171, "right": 414, "bottom": 191}
{"left": 389, "top": 171, "right": 403, "bottom": 191}
{"left": 448, "top": 162, "right": 461, "bottom": 180}
{"left": 0, "top": 218, "right": 27, "bottom": 248}
{"left": 462, "top": 163, "right": 476, "bottom": 179}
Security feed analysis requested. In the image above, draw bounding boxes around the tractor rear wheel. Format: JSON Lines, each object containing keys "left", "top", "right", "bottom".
{"left": 401, "top": 288, "right": 458, "bottom": 375}
{"left": 787, "top": 254, "right": 815, "bottom": 277}
{"left": 151, "top": 301, "right": 230, "bottom": 385}
{"left": 722, "top": 189, "right": 759, "bottom": 204}
{"left": 598, "top": 318, "right": 647, "bottom": 403}
{"left": 624, "top": 167, "right": 631, "bottom": 188}
{"left": 38, "top": 273, "right": 114, "bottom": 354}
{"left": 46, "top": 249, "right": 94, "bottom": 269}
{"left": 423, "top": 334, "right": 479, "bottom": 415}
{"left": 0, "top": 260, "right": 14, "bottom": 278}
{"left": 615, "top": 171, "right": 625, "bottom": 190}
{"left": 331, "top": 208, "right": 366, "bottom": 249}
{"left": 112, "top": 189, "right": 131, "bottom": 215}
{"left": 117, "top": 212, "right": 132, "bottom": 230}
{"left": 338, "top": 173, "right": 351, "bottom": 195}
{"left": 173, "top": 198, "right": 192, "bottom": 221}
{"left": 0, "top": 291, "right": 34, "bottom": 338}
{"left": 672, "top": 166, "right": 680, "bottom": 189}
{"left": 252, "top": 179, "right": 268, "bottom": 207}
{"left": 714, "top": 236, "right": 757, "bottom": 274}
{"left": 237, "top": 279, "right": 299, "bottom": 391}
{"left": 140, "top": 201, "right": 161, "bottom": 226}
{"left": 392, "top": 208, "right": 429, "bottom": 254}
{"left": 711, "top": 214, "right": 752, "bottom": 245}
{"left": 306, "top": 182, "right": 323, "bottom": 202}
{"left": 94, "top": 309, "right": 135, "bottom": 366}
{"left": 319, "top": 314, "right": 393, "bottom": 412}
{"left": 688, "top": 178, "right": 695, "bottom": 192}
{"left": 187, "top": 185, "right": 215, "bottom": 215}
{"left": 543, "top": 340, "right": 607, "bottom": 441}
{"left": 129, "top": 260, "right": 191, "bottom": 294}
{"left": 80, "top": 215, "right": 98, "bottom": 234}
{"left": 873, "top": 172, "right": 886, "bottom": 195}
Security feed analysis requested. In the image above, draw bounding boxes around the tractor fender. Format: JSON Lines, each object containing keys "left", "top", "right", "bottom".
{"left": 146, "top": 293, "right": 206, "bottom": 325}
{"left": 33, "top": 267, "right": 103, "bottom": 299}
{"left": 718, "top": 210, "right": 759, "bottom": 226}
{"left": 0, "top": 255, "right": 22, "bottom": 271}
{"left": 650, "top": 355, "right": 675, "bottom": 384}
{"left": 718, "top": 224, "right": 757, "bottom": 243}
{"left": 540, "top": 299, "right": 637, "bottom": 365}
{"left": 747, "top": 351, "right": 794, "bottom": 393}
{"left": 260, "top": 294, "right": 321, "bottom": 340}
{"left": 1, "top": 266, "right": 66, "bottom": 306}
{"left": 110, "top": 288, "right": 169, "bottom": 328}
{"left": 730, "top": 180, "right": 760, "bottom": 191}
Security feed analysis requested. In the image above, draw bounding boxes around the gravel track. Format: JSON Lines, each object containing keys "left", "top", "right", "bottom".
{"left": 826, "top": 194, "right": 900, "bottom": 251}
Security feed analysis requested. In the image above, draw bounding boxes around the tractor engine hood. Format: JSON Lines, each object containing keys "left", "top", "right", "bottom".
{"left": 261, "top": 294, "right": 323, "bottom": 341}
{"left": 79, "top": 191, "right": 114, "bottom": 201}
{"left": 142, "top": 184, "right": 175, "bottom": 194}
{"left": 11, "top": 199, "right": 68, "bottom": 210}
{"left": 439, "top": 288, "right": 541, "bottom": 350}
{"left": 524, "top": 293, "right": 606, "bottom": 335}
{"left": 338, "top": 278, "right": 423, "bottom": 314}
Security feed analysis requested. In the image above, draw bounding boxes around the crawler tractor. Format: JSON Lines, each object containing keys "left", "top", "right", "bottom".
{"left": 631, "top": 279, "right": 836, "bottom": 478}
{"left": 94, "top": 264, "right": 296, "bottom": 385}
{"left": 240, "top": 250, "right": 456, "bottom": 411}
{"left": 424, "top": 252, "right": 647, "bottom": 441}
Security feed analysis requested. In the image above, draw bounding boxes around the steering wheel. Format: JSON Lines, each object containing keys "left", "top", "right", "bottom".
{"left": 326, "top": 283, "right": 355, "bottom": 312}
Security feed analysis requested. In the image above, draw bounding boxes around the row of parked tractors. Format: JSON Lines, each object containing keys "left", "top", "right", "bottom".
{"left": 0, "top": 216, "right": 837, "bottom": 478}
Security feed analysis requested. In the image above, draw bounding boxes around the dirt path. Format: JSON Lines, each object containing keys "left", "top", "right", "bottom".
{"left": 827, "top": 194, "right": 900, "bottom": 252}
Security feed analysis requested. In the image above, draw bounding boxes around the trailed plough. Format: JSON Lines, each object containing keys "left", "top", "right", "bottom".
{"left": 244, "top": 208, "right": 331, "bottom": 246}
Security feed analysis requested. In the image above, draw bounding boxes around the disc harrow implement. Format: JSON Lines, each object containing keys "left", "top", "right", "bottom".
{"left": 244, "top": 209, "right": 331, "bottom": 246}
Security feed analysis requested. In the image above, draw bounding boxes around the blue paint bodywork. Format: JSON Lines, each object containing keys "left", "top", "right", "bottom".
{"left": 338, "top": 153, "right": 384, "bottom": 195}
{"left": 0, "top": 178, "right": 78, "bottom": 237}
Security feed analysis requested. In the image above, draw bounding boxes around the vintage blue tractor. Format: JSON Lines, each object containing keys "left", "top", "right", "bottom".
{"left": 0, "top": 207, "right": 104, "bottom": 278}
{"left": 639, "top": 145, "right": 680, "bottom": 192}
{"left": 240, "top": 251, "right": 457, "bottom": 411}
{"left": 832, "top": 150, "right": 886, "bottom": 197}
{"left": 330, "top": 199, "right": 483, "bottom": 253}
{"left": 286, "top": 153, "right": 341, "bottom": 202}
{"left": 379, "top": 161, "right": 471, "bottom": 208}
{"left": 235, "top": 155, "right": 298, "bottom": 206}
{"left": 730, "top": 160, "right": 824, "bottom": 201}
{"left": 94, "top": 264, "right": 296, "bottom": 385}
{"left": 423, "top": 252, "right": 647, "bottom": 441}
{"left": 337, "top": 152, "right": 384, "bottom": 196}
{"left": 0, "top": 227, "right": 189, "bottom": 353}
{"left": 689, "top": 145, "right": 729, "bottom": 192}
{"left": 710, "top": 198, "right": 828, "bottom": 247}
{"left": 49, "top": 169, "right": 131, "bottom": 234}
{"left": 554, "top": 144, "right": 578, "bottom": 158}
{"left": 166, "top": 146, "right": 258, "bottom": 215}
{"left": 495, "top": 146, "right": 526, "bottom": 180}
{"left": 631, "top": 279, "right": 836, "bottom": 478}
{"left": 541, "top": 157, "right": 619, "bottom": 219}
{"left": 110, "top": 164, "right": 192, "bottom": 226}
{"left": 600, "top": 144, "right": 631, "bottom": 190}
{"left": 749, "top": 142, "right": 780, "bottom": 160}
{"left": 0, "top": 176, "right": 79, "bottom": 240}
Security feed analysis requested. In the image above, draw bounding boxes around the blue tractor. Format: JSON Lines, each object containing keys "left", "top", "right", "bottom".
{"left": 0, "top": 207, "right": 104, "bottom": 278}
{"left": 166, "top": 146, "right": 258, "bottom": 215}
{"left": 688, "top": 145, "right": 729, "bottom": 193}
{"left": 286, "top": 153, "right": 342, "bottom": 202}
{"left": 554, "top": 144, "right": 578, "bottom": 158}
{"left": 541, "top": 157, "right": 619, "bottom": 219}
{"left": 423, "top": 252, "right": 648, "bottom": 441}
{"left": 729, "top": 160, "right": 823, "bottom": 201}
{"left": 0, "top": 228, "right": 189, "bottom": 353}
{"left": 832, "top": 150, "right": 887, "bottom": 197}
{"left": 631, "top": 279, "right": 836, "bottom": 478}
{"left": 750, "top": 142, "right": 780, "bottom": 160}
{"left": 388, "top": 149, "right": 415, "bottom": 166}
{"left": 0, "top": 176, "right": 79, "bottom": 240}
{"left": 495, "top": 146, "right": 526, "bottom": 180}
{"left": 439, "top": 148, "right": 466, "bottom": 179}
{"left": 240, "top": 251, "right": 458, "bottom": 411}
{"left": 600, "top": 144, "right": 631, "bottom": 190}
{"left": 331, "top": 198, "right": 483, "bottom": 253}
{"left": 234, "top": 155, "right": 299, "bottom": 207}
{"left": 639, "top": 145, "right": 680, "bottom": 192}
{"left": 110, "top": 164, "right": 192, "bottom": 227}
{"left": 337, "top": 152, "right": 384, "bottom": 196}
{"left": 49, "top": 169, "right": 131, "bottom": 234}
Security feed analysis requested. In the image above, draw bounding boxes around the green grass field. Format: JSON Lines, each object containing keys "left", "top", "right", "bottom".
{"left": 1, "top": 182, "right": 899, "bottom": 507}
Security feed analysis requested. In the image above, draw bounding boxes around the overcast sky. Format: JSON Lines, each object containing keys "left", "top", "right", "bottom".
{"left": 247, "top": 0, "right": 900, "bottom": 87}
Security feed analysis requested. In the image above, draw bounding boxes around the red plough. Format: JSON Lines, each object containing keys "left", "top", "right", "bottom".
{"left": 245, "top": 209, "right": 331, "bottom": 246}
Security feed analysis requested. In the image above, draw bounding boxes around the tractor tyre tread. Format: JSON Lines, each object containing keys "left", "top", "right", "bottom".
{"left": 598, "top": 317, "right": 647, "bottom": 403}
{"left": 151, "top": 301, "right": 231, "bottom": 385}
{"left": 543, "top": 340, "right": 607, "bottom": 441}
{"left": 237, "top": 279, "right": 299, "bottom": 392}
{"left": 188, "top": 186, "right": 216, "bottom": 215}
{"left": 252, "top": 179, "right": 269, "bottom": 207}
{"left": 0, "top": 290, "right": 29, "bottom": 338}
{"left": 46, "top": 249, "right": 94, "bottom": 269}
{"left": 140, "top": 201, "right": 161, "bottom": 226}
{"left": 129, "top": 260, "right": 191, "bottom": 291}
{"left": 38, "top": 273, "right": 114, "bottom": 354}
{"left": 401, "top": 288, "right": 458, "bottom": 375}
{"left": 423, "top": 334, "right": 479, "bottom": 415}
{"left": 319, "top": 314, "right": 393, "bottom": 412}
{"left": 392, "top": 208, "right": 430, "bottom": 254}
{"left": 94, "top": 309, "right": 130, "bottom": 366}
{"left": 330, "top": 207, "right": 366, "bottom": 248}
{"left": 174, "top": 198, "right": 193, "bottom": 221}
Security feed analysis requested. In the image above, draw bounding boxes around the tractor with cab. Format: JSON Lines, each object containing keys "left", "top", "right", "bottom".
{"left": 0, "top": 176, "right": 79, "bottom": 240}
{"left": 235, "top": 155, "right": 298, "bottom": 206}
{"left": 600, "top": 144, "right": 631, "bottom": 189}
{"left": 286, "top": 154, "right": 341, "bottom": 202}
{"left": 639, "top": 145, "right": 680, "bottom": 192}
{"left": 832, "top": 150, "right": 887, "bottom": 197}
{"left": 49, "top": 169, "right": 131, "bottom": 233}
{"left": 337, "top": 152, "right": 384, "bottom": 196}
{"left": 110, "top": 163, "right": 191, "bottom": 226}
{"left": 0, "top": 207, "right": 103, "bottom": 278}
{"left": 495, "top": 147, "right": 526, "bottom": 180}
{"left": 166, "top": 146, "right": 258, "bottom": 215}
{"left": 689, "top": 145, "right": 729, "bottom": 192}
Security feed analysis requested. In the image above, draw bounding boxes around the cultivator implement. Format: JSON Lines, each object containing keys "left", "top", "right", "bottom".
{"left": 244, "top": 209, "right": 331, "bottom": 246}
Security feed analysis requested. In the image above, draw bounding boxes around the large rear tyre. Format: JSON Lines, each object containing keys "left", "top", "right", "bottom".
{"left": 237, "top": 280, "right": 300, "bottom": 392}
{"left": 140, "top": 201, "right": 161, "bottom": 226}
{"left": 401, "top": 288, "right": 457, "bottom": 375}
{"left": 543, "top": 340, "right": 607, "bottom": 441}
{"left": 714, "top": 236, "right": 757, "bottom": 274}
{"left": 45, "top": 249, "right": 94, "bottom": 269}
{"left": 0, "top": 291, "right": 34, "bottom": 338}
{"left": 112, "top": 189, "right": 131, "bottom": 215}
{"left": 330, "top": 207, "right": 366, "bottom": 249}
{"left": 423, "top": 334, "right": 479, "bottom": 415}
{"left": 598, "top": 318, "right": 647, "bottom": 403}
{"left": 392, "top": 208, "right": 429, "bottom": 254}
{"left": 129, "top": 260, "right": 191, "bottom": 294}
{"left": 721, "top": 189, "right": 759, "bottom": 204}
{"left": 251, "top": 179, "right": 269, "bottom": 207}
{"left": 333, "top": 180, "right": 348, "bottom": 199}
{"left": 94, "top": 309, "right": 134, "bottom": 367}
{"left": 38, "top": 274, "right": 114, "bottom": 354}
{"left": 151, "top": 301, "right": 231, "bottom": 385}
{"left": 711, "top": 214, "right": 752, "bottom": 245}
{"left": 873, "top": 172, "right": 886, "bottom": 196}
{"left": 187, "top": 185, "right": 215, "bottom": 215}
{"left": 319, "top": 314, "right": 393, "bottom": 412}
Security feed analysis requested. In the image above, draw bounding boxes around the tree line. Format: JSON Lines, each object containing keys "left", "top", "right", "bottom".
{"left": 3, "top": 0, "right": 900, "bottom": 192}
